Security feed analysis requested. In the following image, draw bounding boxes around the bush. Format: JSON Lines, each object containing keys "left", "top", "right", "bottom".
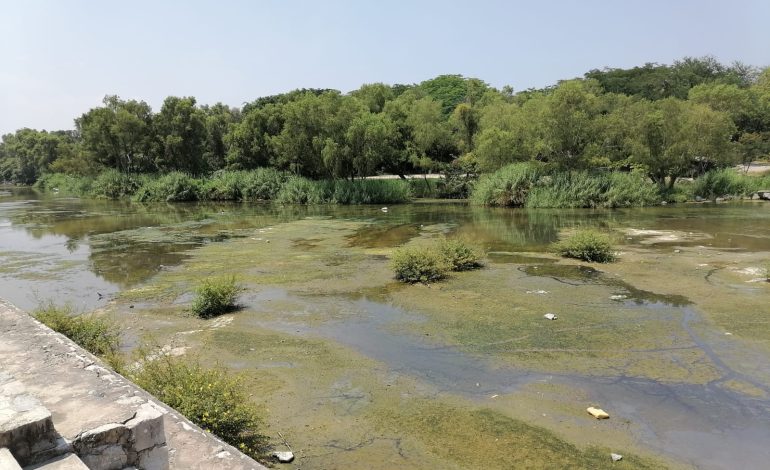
{"left": 329, "top": 179, "right": 411, "bottom": 204}
{"left": 191, "top": 276, "right": 243, "bottom": 318}
{"left": 690, "top": 168, "right": 770, "bottom": 200}
{"left": 471, "top": 162, "right": 545, "bottom": 207}
{"left": 91, "top": 169, "right": 141, "bottom": 199}
{"left": 34, "top": 173, "right": 93, "bottom": 195}
{"left": 438, "top": 239, "right": 483, "bottom": 271}
{"left": 240, "top": 168, "right": 288, "bottom": 201}
{"left": 34, "top": 303, "right": 120, "bottom": 357}
{"left": 134, "top": 172, "right": 201, "bottom": 202}
{"left": 391, "top": 245, "right": 450, "bottom": 283}
{"left": 552, "top": 230, "right": 616, "bottom": 263}
{"left": 130, "top": 355, "right": 269, "bottom": 460}
{"left": 274, "top": 176, "right": 326, "bottom": 204}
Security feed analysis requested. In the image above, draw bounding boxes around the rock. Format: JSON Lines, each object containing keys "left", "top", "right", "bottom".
{"left": 586, "top": 406, "right": 610, "bottom": 419}
{"left": 272, "top": 451, "right": 294, "bottom": 463}
{"left": 609, "top": 294, "right": 627, "bottom": 300}
{"left": 611, "top": 453, "right": 623, "bottom": 462}
{"left": 543, "top": 313, "right": 558, "bottom": 320}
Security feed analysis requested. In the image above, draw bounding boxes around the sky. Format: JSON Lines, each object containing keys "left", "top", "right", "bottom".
{"left": 1, "top": 0, "right": 769, "bottom": 135}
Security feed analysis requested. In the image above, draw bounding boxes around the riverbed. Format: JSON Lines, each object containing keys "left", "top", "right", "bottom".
{"left": 1, "top": 187, "right": 768, "bottom": 469}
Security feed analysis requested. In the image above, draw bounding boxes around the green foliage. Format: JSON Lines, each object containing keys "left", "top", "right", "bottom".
{"left": 91, "top": 169, "right": 141, "bottom": 199}
{"left": 239, "top": 168, "right": 288, "bottom": 201}
{"left": 552, "top": 230, "right": 617, "bottom": 263}
{"left": 690, "top": 168, "right": 770, "bottom": 199}
{"left": 438, "top": 239, "right": 483, "bottom": 271}
{"left": 274, "top": 176, "right": 326, "bottom": 204}
{"left": 470, "top": 163, "right": 546, "bottom": 206}
{"left": 471, "top": 164, "right": 662, "bottom": 208}
{"left": 327, "top": 179, "right": 411, "bottom": 204}
{"left": 34, "top": 303, "right": 120, "bottom": 357}
{"left": 130, "top": 355, "right": 268, "bottom": 460}
{"left": 34, "top": 173, "right": 93, "bottom": 195}
{"left": 133, "top": 172, "right": 201, "bottom": 202}
{"left": 392, "top": 238, "right": 483, "bottom": 283}
{"left": 391, "top": 245, "right": 450, "bottom": 283}
{"left": 191, "top": 276, "right": 244, "bottom": 318}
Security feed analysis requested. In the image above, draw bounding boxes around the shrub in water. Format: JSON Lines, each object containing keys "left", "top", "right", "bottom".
{"left": 191, "top": 276, "right": 243, "bottom": 318}
{"left": 274, "top": 176, "right": 326, "bottom": 204}
{"left": 91, "top": 169, "right": 141, "bottom": 199}
{"left": 130, "top": 354, "right": 269, "bottom": 460}
{"left": 134, "top": 172, "right": 201, "bottom": 202}
{"left": 240, "top": 168, "right": 288, "bottom": 201}
{"left": 34, "top": 303, "right": 120, "bottom": 357}
{"left": 391, "top": 245, "right": 450, "bottom": 283}
{"left": 439, "top": 238, "right": 483, "bottom": 271}
{"left": 552, "top": 230, "right": 616, "bottom": 263}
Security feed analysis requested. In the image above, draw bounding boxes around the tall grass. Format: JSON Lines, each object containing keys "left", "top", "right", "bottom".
{"left": 690, "top": 168, "right": 770, "bottom": 200}
{"left": 91, "top": 169, "right": 142, "bottom": 199}
{"left": 471, "top": 163, "right": 662, "bottom": 208}
{"left": 275, "top": 177, "right": 411, "bottom": 204}
{"left": 33, "top": 303, "right": 121, "bottom": 362}
{"left": 34, "top": 173, "right": 93, "bottom": 195}
{"left": 133, "top": 172, "right": 202, "bottom": 202}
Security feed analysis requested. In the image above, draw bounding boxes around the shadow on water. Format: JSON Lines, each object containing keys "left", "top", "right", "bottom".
{"left": 521, "top": 264, "right": 692, "bottom": 306}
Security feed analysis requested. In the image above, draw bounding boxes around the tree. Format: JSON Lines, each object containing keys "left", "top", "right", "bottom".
{"left": 0, "top": 129, "right": 71, "bottom": 184}
{"left": 624, "top": 98, "right": 736, "bottom": 187}
{"left": 350, "top": 83, "right": 394, "bottom": 113}
{"left": 77, "top": 96, "right": 155, "bottom": 173}
{"left": 153, "top": 96, "right": 207, "bottom": 174}
{"left": 201, "top": 103, "right": 240, "bottom": 171}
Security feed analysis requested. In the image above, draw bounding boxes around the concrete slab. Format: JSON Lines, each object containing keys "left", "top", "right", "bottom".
{"left": 27, "top": 453, "right": 89, "bottom": 470}
{"left": 1, "top": 447, "right": 23, "bottom": 469}
{"left": 0, "top": 299, "right": 266, "bottom": 469}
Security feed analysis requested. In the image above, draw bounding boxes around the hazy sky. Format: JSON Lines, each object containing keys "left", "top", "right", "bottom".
{"left": 1, "top": 0, "right": 769, "bottom": 135}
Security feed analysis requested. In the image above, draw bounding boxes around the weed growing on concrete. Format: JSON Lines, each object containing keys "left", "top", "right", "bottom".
{"left": 33, "top": 303, "right": 120, "bottom": 357}
{"left": 130, "top": 354, "right": 269, "bottom": 460}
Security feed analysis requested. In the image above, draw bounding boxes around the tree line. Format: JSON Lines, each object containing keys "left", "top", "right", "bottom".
{"left": 2, "top": 56, "right": 769, "bottom": 188}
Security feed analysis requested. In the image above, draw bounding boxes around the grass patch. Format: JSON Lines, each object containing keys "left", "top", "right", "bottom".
{"left": 690, "top": 168, "right": 770, "bottom": 200}
{"left": 553, "top": 230, "right": 616, "bottom": 263}
{"left": 391, "top": 245, "right": 450, "bottom": 283}
{"left": 191, "top": 276, "right": 244, "bottom": 318}
{"left": 133, "top": 171, "right": 202, "bottom": 202}
{"left": 438, "top": 238, "right": 484, "bottom": 271}
{"left": 129, "top": 354, "right": 269, "bottom": 460}
{"left": 33, "top": 302, "right": 120, "bottom": 359}
{"left": 392, "top": 238, "right": 483, "bottom": 283}
{"left": 471, "top": 163, "right": 662, "bottom": 208}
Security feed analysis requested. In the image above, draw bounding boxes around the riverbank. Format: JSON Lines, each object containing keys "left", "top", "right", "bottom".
{"left": 28, "top": 165, "right": 770, "bottom": 208}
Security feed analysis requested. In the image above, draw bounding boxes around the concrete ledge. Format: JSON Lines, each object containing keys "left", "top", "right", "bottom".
{"left": 0, "top": 299, "right": 267, "bottom": 469}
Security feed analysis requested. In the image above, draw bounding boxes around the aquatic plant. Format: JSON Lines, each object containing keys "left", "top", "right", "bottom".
{"left": 91, "top": 169, "right": 141, "bottom": 199}
{"left": 438, "top": 238, "right": 484, "bottom": 271}
{"left": 33, "top": 302, "right": 120, "bottom": 358}
{"left": 327, "top": 179, "right": 411, "bottom": 204}
{"left": 552, "top": 230, "right": 617, "bottom": 263}
{"left": 133, "top": 172, "right": 201, "bottom": 202}
{"left": 391, "top": 245, "right": 450, "bottom": 283}
{"left": 472, "top": 163, "right": 662, "bottom": 208}
{"left": 34, "top": 173, "right": 93, "bottom": 195}
{"left": 130, "top": 354, "right": 269, "bottom": 460}
{"left": 191, "top": 276, "right": 244, "bottom": 318}
{"left": 470, "top": 162, "right": 545, "bottom": 207}
{"left": 690, "top": 168, "right": 770, "bottom": 200}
